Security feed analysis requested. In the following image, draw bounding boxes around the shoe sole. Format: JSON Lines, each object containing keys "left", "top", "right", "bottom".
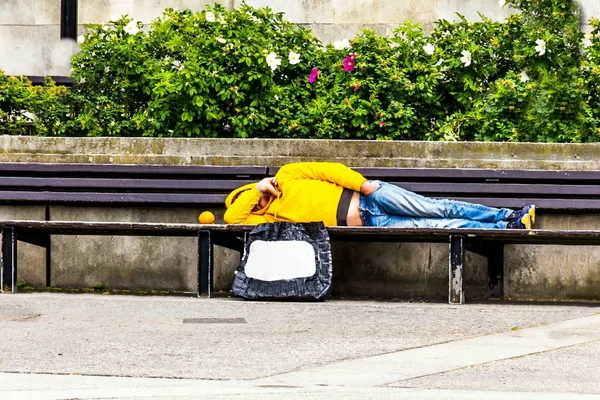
{"left": 528, "top": 205, "right": 536, "bottom": 225}
{"left": 521, "top": 214, "right": 532, "bottom": 230}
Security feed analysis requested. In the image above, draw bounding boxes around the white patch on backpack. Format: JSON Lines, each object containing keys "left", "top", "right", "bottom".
{"left": 244, "top": 240, "right": 316, "bottom": 281}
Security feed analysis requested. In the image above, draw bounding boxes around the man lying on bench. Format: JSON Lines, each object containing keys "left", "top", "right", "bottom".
{"left": 224, "top": 162, "right": 535, "bottom": 229}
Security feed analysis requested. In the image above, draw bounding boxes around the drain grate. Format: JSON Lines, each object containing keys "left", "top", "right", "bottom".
{"left": 183, "top": 318, "right": 247, "bottom": 324}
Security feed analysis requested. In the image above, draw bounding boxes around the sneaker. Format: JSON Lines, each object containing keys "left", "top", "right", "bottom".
{"left": 507, "top": 214, "right": 531, "bottom": 230}
{"left": 508, "top": 205, "right": 535, "bottom": 225}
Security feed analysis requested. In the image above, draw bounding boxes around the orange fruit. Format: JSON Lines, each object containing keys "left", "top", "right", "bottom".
{"left": 198, "top": 211, "right": 216, "bottom": 224}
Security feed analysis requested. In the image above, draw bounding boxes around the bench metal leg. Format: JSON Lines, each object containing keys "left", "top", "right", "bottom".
{"left": 45, "top": 204, "right": 52, "bottom": 287}
{"left": 487, "top": 243, "right": 504, "bottom": 300}
{"left": 449, "top": 235, "right": 465, "bottom": 304}
{"left": 1, "top": 227, "right": 17, "bottom": 293}
{"left": 197, "top": 230, "right": 213, "bottom": 298}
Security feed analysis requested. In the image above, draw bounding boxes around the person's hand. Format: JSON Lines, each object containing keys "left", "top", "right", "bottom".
{"left": 359, "top": 181, "right": 379, "bottom": 196}
{"left": 256, "top": 177, "right": 280, "bottom": 197}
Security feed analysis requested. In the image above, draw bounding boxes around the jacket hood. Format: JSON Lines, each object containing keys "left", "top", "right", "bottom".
{"left": 225, "top": 183, "right": 257, "bottom": 208}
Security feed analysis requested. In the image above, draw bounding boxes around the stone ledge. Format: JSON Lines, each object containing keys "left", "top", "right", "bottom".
{"left": 0, "top": 136, "right": 599, "bottom": 170}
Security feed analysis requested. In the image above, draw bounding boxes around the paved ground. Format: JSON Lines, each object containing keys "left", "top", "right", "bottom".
{"left": 1, "top": 293, "right": 600, "bottom": 399}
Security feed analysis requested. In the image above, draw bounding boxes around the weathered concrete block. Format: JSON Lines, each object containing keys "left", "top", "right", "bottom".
{"left": 47, "top": 206, "right": 201, "bottom": 292}
{"left": 302, "top": 23, "right": 388, "bottom": 44}
{"left": 579, "top": 0, "right": 599, "bottom": 24}
{"left": 436, "top": 0, "right": 515, "bottom": 22}
{"left": 506, "top": 244, "right": 600, "bottom": 302}
{"left": 78, "top": 0, "right": 229, "bottom": 24}
{"left": 78, "top": 0, "right": 133, "bottom": 24}
{"left": 0, "top": 0, "right": 35, "bottom": 25}
{"left": 332, "top": 241, "right": 488, "bottom": 301}
{"left": 0, "top": 24, "right": 81, "bottom": 76}
{"left": 236, "top": 0, "right": 335, "bottom": 24}
{"left": 333, "top": 0, "right": 436, "bottom": 25}
{"left": 0, "top": 25, "right": 64, "bottom": 76}
{"left": 35, "top": 0, "right": 61, "bottom": 25}
{"left": 134, "top": 0, "right": 230, "bottom": 24}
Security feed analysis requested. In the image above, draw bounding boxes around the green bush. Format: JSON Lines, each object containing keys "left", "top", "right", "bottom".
{"left": 0, "top": 71, "right": 39, "bottom": 134}
{"left": 273, "top": 25, "right": 444, "bottom": 140}
{"left": 2, "top": 0, "right": 600, "bottom": 142}
{"left": 62, "top": 3, "right": 322, "bottom": 138}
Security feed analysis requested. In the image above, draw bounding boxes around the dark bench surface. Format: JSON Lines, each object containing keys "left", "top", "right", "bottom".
{"left": 4, "top": 220, "right": 600, "bottom": 246}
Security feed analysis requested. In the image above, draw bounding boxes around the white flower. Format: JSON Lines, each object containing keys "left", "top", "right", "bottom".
{"left": 22, "top": 111, "right": 35, "bottom": 121}
{"left": 79, "top": 77, "right": 86, "bottom": 84}
{"left": 333, "top": 39, "right": 351, "bottom": 50}
{"left": 535, "top": 39, "right": 546, "bottom": 56}
{"left": 205, "top": 11, "right": 215, "bottom": 22}
{"left": 288, "top": 51, "right": 301, "bottom": 65}
{"left": 460, "top": 50, "right": 472, "bottom": 67}
{"left": 520, "top": 70, "right": 530, "bottom": 82}
{"left": 171, "top": 60, "right": 184, "bottom": 71}
{"left": 274, "top": 95, "right": 279, "bottom": 101}
{"left": 434, "top": 58, "right": 444, "bottom": 67}
{"left": 77, "top": 35, "right": 85, "bottom": 44}
{"left": 124, "top": 20, "right": 140, "bottom": 35}
{"left": 423, "top": 43, "right": 435, "bottom": 55}
{"left": 216, "top": 37, "right": 226, "bottom": 44}
{"left": 266, "top": 51, "right": 282, "bottom": 71}
{"left": 499, "top": 0, "right": 506, "bottom": 7}
{"left": 583, "top": 37, "right": 593, "bottom": 48}
{"left": 104, "top": 66, "right": 110, "bottom": 73}
{"left": 219, "top": 16, "right": 226, "bottom": 24}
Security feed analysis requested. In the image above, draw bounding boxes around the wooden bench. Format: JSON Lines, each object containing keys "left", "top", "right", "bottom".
{"left": 3, "top": 221, "right": 600, "bottom": 305}
{"left": 0, "top": 162, "right": 268, "bottom": 292}
{"left": 2, "top": 165, "right": 600, "bottom": 303}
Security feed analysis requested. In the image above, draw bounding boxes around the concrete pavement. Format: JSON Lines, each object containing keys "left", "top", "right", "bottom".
{"left": 1, "top": 293, "right": 599, "bottom": 399}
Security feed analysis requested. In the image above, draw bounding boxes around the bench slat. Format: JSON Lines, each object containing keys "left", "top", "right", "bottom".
{"left": 444, "top": 197, "right": 600, "bottom": 210}
{"left": 269, "top": 167, "right": 600, "bottom": 182}
{"left": 0, "top": 177, "right": 256, "bottom": 191}
{"left": 357, "top": 168, "right": 600, "bottom": 182}
{"left": 389, "top": 182, "right": 600, "bottom": 197}
{"left": 0, "top": 191, "right": 226, "bottom": 205}
{"left": 0, "top": 163, "right": 267, "bottom": 177}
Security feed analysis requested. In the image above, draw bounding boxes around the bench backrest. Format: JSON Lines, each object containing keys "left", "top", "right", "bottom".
{"left": 0, "top": 163, "right": 267, "bottom": 207}
{"left": 3, "top": 163, "right": 600, "bottom": 212}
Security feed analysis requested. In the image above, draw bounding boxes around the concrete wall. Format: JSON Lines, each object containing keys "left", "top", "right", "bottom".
{"left": 4, "top": 136, "right": 600, "bottom": 302}
{"left": 3, "top": 0, "right": 586, "bottom": 76}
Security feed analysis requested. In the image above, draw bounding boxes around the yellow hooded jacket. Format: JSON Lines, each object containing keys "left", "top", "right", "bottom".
{"left": 224, "top": 162, "right": 367, "bottom": 226}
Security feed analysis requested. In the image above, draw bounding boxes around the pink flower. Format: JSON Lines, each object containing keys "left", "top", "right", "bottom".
{"left": 379, "top": 121, "right": 386, "bottom": 127}
{"left": 353, "top": 83, "right": 361, "bottom": 91}
{"left": 308, "top": 67, "right": 319, "bottom": 83}
{"left": 343, "top": 53, "right": 356, "bottom": 72}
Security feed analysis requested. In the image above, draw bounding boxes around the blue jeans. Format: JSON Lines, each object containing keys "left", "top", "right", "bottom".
{"left": 359, "top": 181, "right": 512, "bottom": 229}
